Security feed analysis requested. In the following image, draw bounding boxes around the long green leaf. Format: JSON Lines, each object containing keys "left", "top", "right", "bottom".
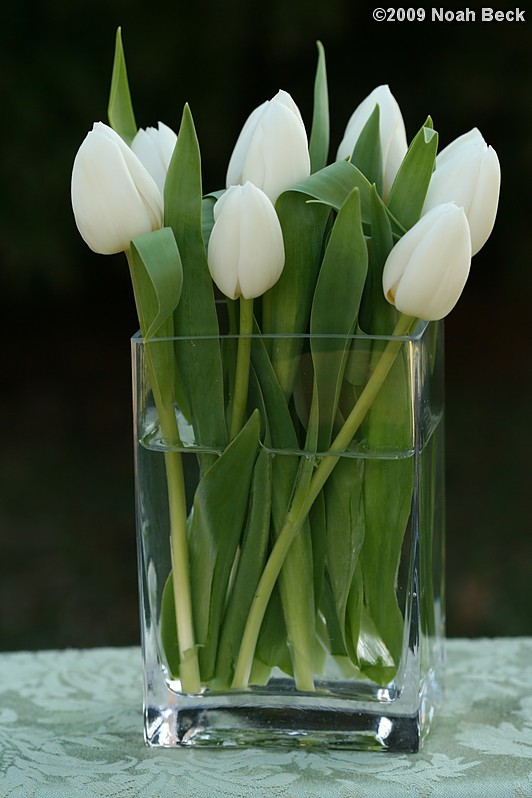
{"left": 264, "top": 159, "right": 375, "bottom": 401}
{"left": 107, "top": 28, "right": 137, "bottom": 145}
{"left": 214, "top": 448, "right": 272, "bottom": 687}
{"left": 358, "top": 186, "right": 398, "bottom": 335}
{"left": 310, "top": 188, "right": 367, "bottom": 336}
{"left": 309, "top": 490, "right": 327, "bottom": 610}
{"left": 359, "top": 348, "right": 415, "bottom": 682}
{"left": 387, "top": 118, "right": 438, "bottom": 231}
{"left": 324, "top": 456, "right": 365, "bottom": 657}
{"left": 319, "top": 576, "right": 348, "bottom": 657}
{"left": 201, "top": 195, "right": 217, "bottom": 249}
{"left": 344, "top": 562, "right": 364, "bottom": 664}
{"left": 255, "top": 585, "right": 292, "bottom": 675}
{"left": 165, "top": 104, "right": 227, "bottom": 453}
{"left": 351, "top": 104, "right": 383, "bottom": 196}
{"left": 355, "top": 596, "right": 396, "bottom": 681}
{"left": 264, "top": 194, "right": 330, "bottom": 398}
{"left": 309, "top": 189, "right": 368, "bottom": 450}
{"left": 250, "top": 335, "right": 316, "bottom": 686}
{"left": 309, "top": 41, "right": 329, "bottom": 173}
{"left": 188, "top": 410, "right": 261, "bottom": 681}
{"left": 250, "top": 335, "right": 299, "bottom": 449}
{"left": 247, "top": 341, "right": 291, "bottom": 676}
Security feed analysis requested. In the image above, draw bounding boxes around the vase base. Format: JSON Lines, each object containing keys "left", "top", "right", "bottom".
{"left": 145, "top": 700, "right": 426, "bottom": 752}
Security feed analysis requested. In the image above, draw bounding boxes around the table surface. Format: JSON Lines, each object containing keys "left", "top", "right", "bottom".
{"left": 1, "top": 638, "right": 531, "bottom": 798}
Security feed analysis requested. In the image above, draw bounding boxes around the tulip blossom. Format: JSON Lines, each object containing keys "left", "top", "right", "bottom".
{"left": 207, "top": 182, "right": 285, "bottom": 300}
{"left": 336, "top": 84, "right": 408, "bottom": 197}
{"left": 71, "top": 122, "right": 163, "bottom": 255}
{"left": 422, "top": 128, "right": 500, "bottom": 255}
{"left": 226, "top": 90, "right": 311, "bottom": 203}
{"left": 131, "top": 121, "right": 177, "bottom": 194}
{"left": 382, "top": 203, "right": 471, "bottom": 321}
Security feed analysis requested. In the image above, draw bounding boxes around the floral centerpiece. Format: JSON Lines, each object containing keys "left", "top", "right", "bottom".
{"left": 71, "top": 30, "right": 500, "bottom": 751}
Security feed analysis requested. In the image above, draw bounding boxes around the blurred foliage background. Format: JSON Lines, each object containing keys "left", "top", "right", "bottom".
{"left": 0, "top": 0, "right": 530, "bottom": 651}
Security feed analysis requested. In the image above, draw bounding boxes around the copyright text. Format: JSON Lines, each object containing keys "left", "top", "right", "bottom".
{"left": 372, "top": 7, "right": 526, "bottom": 22}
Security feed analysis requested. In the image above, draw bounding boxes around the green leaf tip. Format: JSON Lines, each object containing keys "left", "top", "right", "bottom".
{"left": 108, "top": 27, "right": 137, "bottom": 145}
{"left": 164, "top": 101, "right": 203, "bottom": 234}
{"left": 387, "top": 118, "right": 439, "bottom": 230}
{"left": 309, "top": 39, "right": 329, "bottom": 173}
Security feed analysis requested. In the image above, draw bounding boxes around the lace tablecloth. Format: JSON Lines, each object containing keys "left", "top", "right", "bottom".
{"left": 1, "top": 638, "right": 531, "bottom": 797}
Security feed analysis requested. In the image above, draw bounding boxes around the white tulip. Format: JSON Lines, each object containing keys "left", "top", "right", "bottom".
{"left": 336, "top": 84, "right": 408, "bottom": 197}
{"left": 422, "top": 128, "right": 500, "bottom": 255}
{"left": 382, "top": 203, "right": 472, "bottom": 321}
{"left": 208, "top": 183, "right": 285, "bottom": 300}
{"left": 226, "top": 90, "right": 311, "bottom": 203}
{"left": 131, "top": 121, "right": 177, "bottom": 194}
{"left": 71, "top": 122, "right": 163, "bottom": 255}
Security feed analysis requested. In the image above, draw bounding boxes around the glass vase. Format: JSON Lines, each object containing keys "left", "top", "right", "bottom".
{"left": 131, "top": 320, "right": 445, "bottom": 752}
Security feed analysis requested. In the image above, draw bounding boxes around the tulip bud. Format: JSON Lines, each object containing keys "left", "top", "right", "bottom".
{"left": 382, "top": 203, "right": 472, "bottom": 321}
{"left": 207, "top": 183, "right": 285, "bottom": 300}
{"left": 131, "top": 121, "right": 177, "bottom": 194}
{"left": 71, "top": 122, "right": 163, "bottom": 255}
{"left": 226, "top": 90, "right": 311, "bottom": 203}
{"left": 422, "top": 128, "right": 500, "bottom": 256}
{"left": 336, "top": 85, "right": 408, "bottom": 198}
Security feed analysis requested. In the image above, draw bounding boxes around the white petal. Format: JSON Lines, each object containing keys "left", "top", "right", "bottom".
{"left": 436, "top": 127, "right": 483, "bottom": 167}
{"left": 243, "top": 101, "right": 310, "bottom": 201}
{"left": 226, "top": 101, "right": 268, "bottom": 188}
{"left": 390, "top": 204, "right": 471, "bottom": 320}
{"left": 424, "top": 129, "right": 486, "bottom": 215}
{"left": 237, "top": 184, "right": 285, "bottom": 299}
{"left": 153, "top": 122, "right": 178, "bottom": 168}
{"left": 96, "top": 123, "right": 163, "bottom": 229}
{"left": 383, "top": 118, "right": 408, "bottom": 196}
{"left": 383, "top": 205, "right": 442, "bottom": 303}
{"left": 423, "top": 128, "right": 500, "bottom": 255}
{"left": 271, "top": 89, "right": 305, "bottom": 126}
{"left": 207, "top": 184, "right": 285, "bottom": 300}
{"left": 131, "top": 128, "right": 167, "bottom": 194}
{"left": 71, "top": 125, "right": 160, "bottom": 254}
{"left": 131, "top": 122, "right": 177, "bottom": 194}
{"left": 207, "top": 187, "right": 242, "bottom": 299}
{"left": 465, "top": 145, "right": 501, "bottom": 255}
{"left": 226, "top": 92, "right": 310, "bottom": 201}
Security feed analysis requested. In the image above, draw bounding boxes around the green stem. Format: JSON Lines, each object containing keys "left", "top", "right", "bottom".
{"left": 164, "top": 451, "right": 202, "bottom": 693}
{"left": 146, "top": 365, "right": 202, "bottom": 694}
{"left": 127, "top": 251, "right": 201, "bottom": 693}
{"left": 229, "top": 297, "right": 254, "bottom": 439}
{"left": 231, "top": 313, "right": 416, "bottom": 689}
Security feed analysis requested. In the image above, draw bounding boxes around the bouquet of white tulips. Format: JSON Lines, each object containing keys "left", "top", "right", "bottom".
{"left": 72, "top": 30, "right": 500, "bottom": 695}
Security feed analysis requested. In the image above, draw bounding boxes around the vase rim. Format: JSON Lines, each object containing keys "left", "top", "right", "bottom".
{"left": 131, "top": 319, "right": 434, "bottom": 345}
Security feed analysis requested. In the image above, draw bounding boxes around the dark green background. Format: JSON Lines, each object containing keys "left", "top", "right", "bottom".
{"left": 1, "top": 1, "right": 530, "bottom": 650}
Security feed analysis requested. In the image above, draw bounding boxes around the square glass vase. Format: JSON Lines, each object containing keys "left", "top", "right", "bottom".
{"left": 132, "top": 320, "right": 445, "bottom": 752}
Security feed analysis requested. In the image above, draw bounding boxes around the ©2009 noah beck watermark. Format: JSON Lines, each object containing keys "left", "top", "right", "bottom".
{"left": 372, "top": 8, "right": 526, "bottom": 22}
{"left": 433, "top": 7, "right": 524, "bottom": 21}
